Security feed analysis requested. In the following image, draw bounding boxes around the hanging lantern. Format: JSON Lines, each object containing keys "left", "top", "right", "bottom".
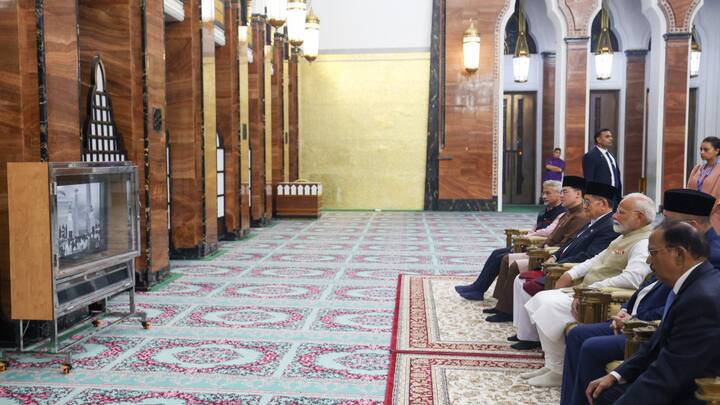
{"left": 266, "top": 0, "right": 288, "bottom": 28}
{"left": 463, "top": 21, "right": 480, "bottom": 73}
{"left": 594, "top": 4, "right": 613, "bottom": 80}
{"left": 287, "top": 0, "right": 307, "bottom": 46}
{"left": 513, "top": 1, "right": 530, "bottom": 83}
{"left": 690, "top": 27, "right": 701, "bottom": 78}
{"left": 303, "top": 8, "right": 320, "bottom": 62}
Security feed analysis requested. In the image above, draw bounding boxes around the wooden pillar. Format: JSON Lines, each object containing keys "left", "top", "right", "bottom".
{"left": 249, "top": 17, "right": 268, "bottom": 224}
{"left": 201, "top": 5, "right": 218, "bottom": 249}
{"left": 216, "top": 2, "right": 243, "bottom": 238}
{"left": 264, "top": 25, "right": 274, "bottom": 219}
{"left": 166, "top": 0, "right": 210, "bottom": 257}
{"left": 623, "top": 49, "right": 647, "bottom": 194}
{"left": 563, "top": 38, "right": 590, "bottom": 175}
{"left": 661, "top": 33, "right": 691, "bottom": 192}
{"left": 44, "top": 0, "right": 81, "bottom": 161}
{"left": 541, "top": 52, "right": 556, "bottom": 161}
{"left": 288, "top": 52, "right": 300, "bottom": 181}
{"left": 438, "top": 0, "right": 509, "bottom": 210}
{"left": 140, "top": 0, "right": 171, "bottom": 284}
{"left": 555, "top": 0, "right": 598, "bottom": 176}
{"left": 271, "top": 32, "right": 286, "bottom": 213}
{"left": 0, "top": 0, "right": 41, "bottom": 317}
{"left": 78, "top": 0, "right": 155, "bottom": 273}
{"left": 237, "top": 2, "right": 251, "bottom": 235}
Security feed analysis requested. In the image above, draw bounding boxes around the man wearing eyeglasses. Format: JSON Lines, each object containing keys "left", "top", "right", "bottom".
{"left": 561, "top": 188, "right": 720, "bottom": 405}
{"left": 586, "top": 220, "right": 720, "bottom": 404}
{"left": 514, "top": 191, "right": 655, "bottom": 386}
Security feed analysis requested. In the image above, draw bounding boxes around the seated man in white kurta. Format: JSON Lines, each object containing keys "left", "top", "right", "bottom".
{"left": 515, "top": 193, "right": 657, "bottom": 387}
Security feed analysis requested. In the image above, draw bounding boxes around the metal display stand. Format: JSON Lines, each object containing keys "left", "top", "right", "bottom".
{"left": 0, "top": 162, "right": 148, "bottom": 374}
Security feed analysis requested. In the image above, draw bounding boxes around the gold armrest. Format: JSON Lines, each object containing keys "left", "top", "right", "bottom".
{"left": 505, "top": 229, "right": 529, "bottom": 248}
{"left": 546, "top": 246, "right": 560, "bottom": 254}
{"left": 695, "top": 377, "right": 720, "bottom": 403}
{"left": 526, "top": 235, "right": 547, "bottom": 245}
{"left": 598, "top": 287, "right": 635, "bottom": 303}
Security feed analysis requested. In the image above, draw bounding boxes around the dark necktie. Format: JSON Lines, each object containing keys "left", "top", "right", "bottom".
{"left": 606, "top": 151, "right": 617, "bottom": 172}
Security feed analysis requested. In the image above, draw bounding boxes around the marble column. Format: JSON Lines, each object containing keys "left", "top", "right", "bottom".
{"left": 248, "top": 16, "right": 268, "bottom": 224}
{"left": 216, "top": 1, "right": 244, "bottom": 238}
{"left": 623, "top": 49, "right": 647, "bottom": 194}
{"left": 271, "top": 32, "right": 286, "bottom": 209}
{"left": 563, "top": 38, "right": 590, "bottom": 176}
{"left": 288, "top": 52, "right": 299, "bottom": 182}
{"left": 662, "top": 33, "right": 690, "bottom": 192}
{"left": 541, "top": 52, "right": 556, "bottom": 162}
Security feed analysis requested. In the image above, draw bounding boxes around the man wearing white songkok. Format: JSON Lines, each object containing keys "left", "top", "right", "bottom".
{"left": 516, "top": 192, "right": 656, "bottom": 387}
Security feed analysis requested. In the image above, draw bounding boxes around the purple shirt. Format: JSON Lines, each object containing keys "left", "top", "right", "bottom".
{"left": 543, "top": 157, "right": 565, "bottom": 181}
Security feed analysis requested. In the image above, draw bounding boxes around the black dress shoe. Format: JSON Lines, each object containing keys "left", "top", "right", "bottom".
{"left": 454, "top": 284, "right": 476, "bottom": 293}
{"left": 507, "top": 334, "right": 519, "bottom": 342}
{"left": 485, "top": 312, "right": 513, "bottom": 323}
{"left": 457, "top": 290, "right": 485, "bottom": 301}
{"left": 511, "top": 340, "right": 541, "bottom": 350}
{"left": 482, "top": 307, "right": 499, "bottom": 314}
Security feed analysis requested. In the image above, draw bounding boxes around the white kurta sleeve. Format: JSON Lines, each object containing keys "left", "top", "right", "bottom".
{"left": 566, "top": 248, "right": 607, "bottom": 280}
{"left": 589, "top": 239, "right": 651, "bottom": 289}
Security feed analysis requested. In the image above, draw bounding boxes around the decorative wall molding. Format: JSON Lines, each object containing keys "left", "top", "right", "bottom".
{"left": 658, "top": 0, "right": 703, "bottom": 33}
{"left": 558, "top": 0, "right": 600, "bottom": 38}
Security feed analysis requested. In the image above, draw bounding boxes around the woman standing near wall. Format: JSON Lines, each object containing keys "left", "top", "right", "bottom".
{"left": 687, "top": 136, "right": 720, "bottom": 230}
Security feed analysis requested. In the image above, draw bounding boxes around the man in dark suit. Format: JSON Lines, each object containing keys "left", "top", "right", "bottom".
{"left": 586, "top": 221, "right": 720, "bottom": 405}
{"left": 560, "top": 188, "right": 720, "bottom": 405}
{"left": 584, "top": 129, "right": 622, "bottom": 207}
{"left": 486, "top": 182, "right": 620, "bottom": 323}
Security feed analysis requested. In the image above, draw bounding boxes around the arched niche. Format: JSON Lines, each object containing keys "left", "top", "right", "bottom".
{"left": 499, "top": 0, "right": 562, "bottom": 205}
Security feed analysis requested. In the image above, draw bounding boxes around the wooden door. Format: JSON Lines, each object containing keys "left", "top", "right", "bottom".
{"left": 502, "top": 93, "right": 536, "bottom": 204}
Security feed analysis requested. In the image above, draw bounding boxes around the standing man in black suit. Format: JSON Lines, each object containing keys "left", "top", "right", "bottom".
{"left": 584, "top": 129, "right": 622, "bottom": 207}
{"left": 586, "top": 220, "right": 720, "bottom": 404}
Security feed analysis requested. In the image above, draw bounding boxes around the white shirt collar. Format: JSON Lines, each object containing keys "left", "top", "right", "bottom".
{"left": 673, "top": 262, "right": 703, "bottom": 294}
{"left": 589, "top": 210, "right": 612, "bottom": 227}
{"left": 595, "top": 145, "right": 608, "bottom": 153}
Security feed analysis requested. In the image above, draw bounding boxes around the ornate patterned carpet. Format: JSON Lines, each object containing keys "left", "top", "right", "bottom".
{"left": 0, "top": 211, "right": 544, "bottom": 405}
{"left": 387, "top": 275, "right": 560, "bottom": 404}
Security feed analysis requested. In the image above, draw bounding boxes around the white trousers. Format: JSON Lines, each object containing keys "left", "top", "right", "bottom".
{"left": 525, "top": 290, "right": 576, "bottom": 373}
{"left": 513, "top": 275, "right": 539, "bottom": 341}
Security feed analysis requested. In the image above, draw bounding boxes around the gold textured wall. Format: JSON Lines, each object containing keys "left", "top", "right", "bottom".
{"left": 299, "top": 52, "right": 429, "bottom": 210}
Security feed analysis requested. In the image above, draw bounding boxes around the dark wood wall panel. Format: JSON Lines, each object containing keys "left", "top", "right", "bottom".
{"left": 271, "top": 32, "right": 285, "bottom": 194}
{"left": 144, "top": 0, "right": 169, "bottom": 275}
{"left": 216, "top": 2, "right": 241, "bottom": 237}
{"left": 440, "top": 0, "right": 508, "bottom": 202}
{"left": 79, "top": 0, "right": 153, "bottom": 271}
{"left": 201, "top": 19, "right": 218, "bottom": 249}
{"left": 541, "top": 52, "right": 556, "bottom": 163}
{"left": 563, "top": 40, "right": 589, "bottom": 176}
{"left": 288, "top": 53, "right": 299, "bottom": 181}
{"left": 0, "top": 0, "right": 41, "bottom": 317}
{"left": 44, "top": 0, "right": 81, "bottom": 161}
{"left": 623, "top": 50, "right": 647, "bottom": 194}
{"left": 166, "top": 0, "right": 204, "bottom": 252}
{"left": 662, "top": 35, "right": 690, "bottom": 192}
{"left": 249, "top": 17, "right": 267, "bottom": 222}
